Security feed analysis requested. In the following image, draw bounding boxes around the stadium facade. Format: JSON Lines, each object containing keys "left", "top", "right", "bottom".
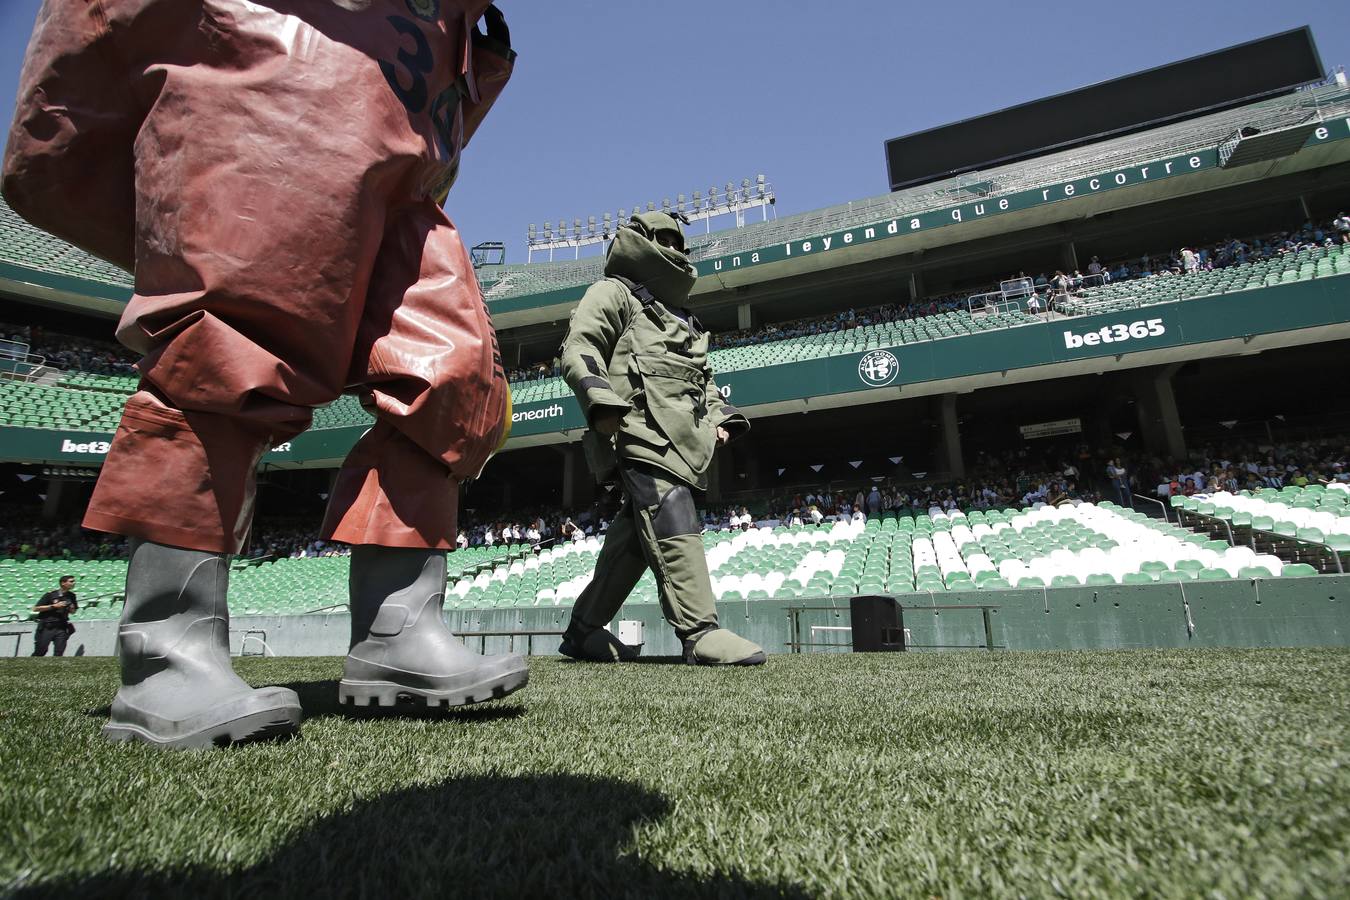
{"left": 2, "top": 35, "right": 1349, "bottom": 655}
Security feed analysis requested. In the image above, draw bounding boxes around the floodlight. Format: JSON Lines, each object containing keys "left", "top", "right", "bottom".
{"left": 528, "top": 223, "right": 536, "bottom": 239}
{"left": 646, "top": 201, "right": 655, "bottom": 212}
{"left": 677, "top": 193, "right": 686, "bottom": 212}
{"left": 662, "top": 197, "right": 671, "bottom": 212}
{"left": 588, "top": 215, "right": 596, "bottom": 235}
{"left": 619, "top": 208, "right": 627, "bottom": 221}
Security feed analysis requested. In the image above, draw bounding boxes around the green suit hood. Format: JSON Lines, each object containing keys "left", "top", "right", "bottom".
{"left": 603, "top": 212, "right": 696, "bottom": 305}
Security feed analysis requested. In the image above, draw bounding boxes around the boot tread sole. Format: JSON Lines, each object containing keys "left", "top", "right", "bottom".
{"left": 102, "top": 708, "right": 301, "bottom": 750}
{"left": 338, "top": 667, "right": 528, "bottom": 709}
{"left": 687, "top": 650, "right": 768, "bottom": 667}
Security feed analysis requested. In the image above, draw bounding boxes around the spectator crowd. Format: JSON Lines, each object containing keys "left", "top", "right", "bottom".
{"left": 6, "top": 434, "right": 1344, "bottom": 562}
{"left": 1, "top": 321, "right": 137, "bottom": 376}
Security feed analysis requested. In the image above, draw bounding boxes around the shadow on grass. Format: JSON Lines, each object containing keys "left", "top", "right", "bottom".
{"left": 12, "top": 774, "right": 810, "bottom": 899}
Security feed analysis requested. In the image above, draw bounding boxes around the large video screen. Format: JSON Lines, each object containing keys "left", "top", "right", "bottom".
{"left": 884, "top": 28, "right": 1324, "bottom": 192}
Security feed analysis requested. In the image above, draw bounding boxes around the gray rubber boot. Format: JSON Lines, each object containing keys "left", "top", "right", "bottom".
{"left": 103, "top": 539, "right": 302, "bottom": 750}
{"left": 340, "top": 545, "right": 529, "bottom": 708}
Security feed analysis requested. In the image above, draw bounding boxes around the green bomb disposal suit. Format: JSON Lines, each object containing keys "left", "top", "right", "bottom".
{"left": 559, "top": 212, "right": 765, "bottom": 666}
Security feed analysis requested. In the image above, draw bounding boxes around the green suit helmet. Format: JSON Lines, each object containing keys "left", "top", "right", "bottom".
{"left": 626, "top": 211, "right": 688, "bottom": 255}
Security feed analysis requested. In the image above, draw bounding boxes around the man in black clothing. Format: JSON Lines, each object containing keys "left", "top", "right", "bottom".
{"left": 33, "top": 575, "right": 77, "bottom": 657}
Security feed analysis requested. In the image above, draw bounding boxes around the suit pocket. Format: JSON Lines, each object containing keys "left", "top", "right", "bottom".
{"left": 631, "top": 355, "right": 714, "bottom": 474}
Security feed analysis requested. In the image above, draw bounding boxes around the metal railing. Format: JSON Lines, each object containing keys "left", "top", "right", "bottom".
{"left": 786, "top": 601, "right": 1002, "bottom": 653}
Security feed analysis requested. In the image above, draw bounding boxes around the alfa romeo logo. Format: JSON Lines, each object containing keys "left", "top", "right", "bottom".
{"left": 858, "top": 350, "right": 899, "bottom": 387}
{"left": 405, "top": 0, "right": 439, "bottom": 21}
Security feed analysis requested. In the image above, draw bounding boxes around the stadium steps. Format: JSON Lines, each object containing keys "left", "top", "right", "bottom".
{"left": 1171, "top": 485, "right": 1350, "bottom": 574}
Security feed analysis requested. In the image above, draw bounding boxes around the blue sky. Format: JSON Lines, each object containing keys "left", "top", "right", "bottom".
{"left": 2, "top": 1, "right": 1348, "bottom": 262}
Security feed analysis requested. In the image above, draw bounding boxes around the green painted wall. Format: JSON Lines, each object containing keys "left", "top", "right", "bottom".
{"left": 15, "top": 575, "right": 1346, "bottom": 657}
{"left": 447, "top": 576, "right": 1349, "bottom": 656}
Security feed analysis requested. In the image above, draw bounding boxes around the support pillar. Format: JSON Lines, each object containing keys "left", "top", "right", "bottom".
{"left": 560, "top": 443, "right": 594, "bottom": 510}
{"left": 736, "top": 302, "right": 753, "bottom": 331}
{"left": 41, "top": 476, "right": 72, "bottom": 523}
{"left": 1061, "top": 240, "right": 1079, "bottom": 273}
{"left": 740, "top": 436, "right": 761, "bottom": 491}
{"left": 1299, "top": 195, "right": 1312, "bottom": 221}
{"left": 705, "top": 450, "right": 723, "bottom": 504}
{"left": 1132, "top": 364, "right": 1186, "bottom": 461}
{"left": 908, "top": 271, "right": 925, "bottom": 303}
{"left": 932, "top": 393, "right": 965, "bottom": 479}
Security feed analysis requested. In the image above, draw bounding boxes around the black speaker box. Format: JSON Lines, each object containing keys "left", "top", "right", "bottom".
{"left": 849, "top": 595, "right": 905, "bottom": 652}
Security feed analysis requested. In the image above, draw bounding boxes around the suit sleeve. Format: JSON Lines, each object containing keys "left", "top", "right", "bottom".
{"left": 561, "top": 281, "right": 633, "bottom": 428}
{"left": 705, "top": 375, "right": 749, "bottom": 442}
{"left": 461, "top": 4, "right": 514, "bottom": 149}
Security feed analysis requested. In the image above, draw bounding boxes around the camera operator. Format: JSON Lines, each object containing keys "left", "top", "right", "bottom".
{"left": 32, "top": 575, "right": 78, "bottom": 657}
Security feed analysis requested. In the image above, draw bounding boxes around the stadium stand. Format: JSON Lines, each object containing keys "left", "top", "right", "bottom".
{"left": 4, "top": 489, "right": 1342, "bottom": 625}
{"left": 479, "top": 242, "right": 1350, "bottom": 406}
{"left": 1173, "top": 484, "right": 1350, "bottom": 572}
{"left": 472, "top": 82, "right": 1350, "bottom": 301}
{"left": 1, "top": 211, "right": 1345, "bottom": 423}
{"left": 0, "top": 199, "right": 132, "bottom": 288}
{"left": 0, "top": 378, "right": 127, "bottom": 430}
{"left": 1, "top": 57, "right": 1347, "bottom": 656}
{"left": 1058, "top": 243, "right": 1350, "bottom": 315}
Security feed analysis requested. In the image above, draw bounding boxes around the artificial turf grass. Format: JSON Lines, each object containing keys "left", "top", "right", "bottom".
{"left": 0, "top": 650, "right": 1346, "bottom": 899}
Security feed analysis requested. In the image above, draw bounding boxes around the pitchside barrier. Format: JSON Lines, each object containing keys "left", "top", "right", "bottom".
{"left": 6, "top": 576, "right": 1346, "bottom": 658}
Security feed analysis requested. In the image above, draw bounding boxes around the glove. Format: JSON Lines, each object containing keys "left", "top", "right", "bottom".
{"left": 477, "top": 4, "right": 510, "bottom": 50}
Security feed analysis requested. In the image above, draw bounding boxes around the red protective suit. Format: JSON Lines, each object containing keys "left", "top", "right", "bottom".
{"left": 3, "top": 0, "right": 513, "bottom": 553}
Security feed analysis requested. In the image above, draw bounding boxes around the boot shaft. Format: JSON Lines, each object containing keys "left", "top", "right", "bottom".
{"left": 118, "top": 539, "right": 233, "bottom": 673}
{"left": 348, "top": 545, "right": 449, "bottom": 648}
